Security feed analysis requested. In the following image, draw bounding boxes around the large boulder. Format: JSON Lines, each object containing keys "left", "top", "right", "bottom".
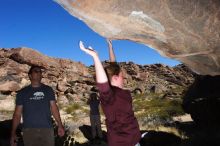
{"left": 54, "top": 0, "right": 220, "bottom": 75}
{"left": 0, "top": 81, "right": 20, "bottom": 92}
{"left": 9, "top": 48, "right": 60, "bottom": 69}
{"left": 182, "top": 75, "right": 220, "bottom": 127}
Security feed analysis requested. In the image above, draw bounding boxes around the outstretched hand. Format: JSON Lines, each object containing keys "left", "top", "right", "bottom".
{"left": 79, "top": 41, "right": 97, "bottom": 58}
{"left": 106, "top": 39, "right": 112, "bottom": 47}
{"left": 79, "top": 41, "right": 108, "bottom": 83}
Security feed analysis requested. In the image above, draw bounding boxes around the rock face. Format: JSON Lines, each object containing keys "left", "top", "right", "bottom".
{"left": 183, "top": 75, "right": 220, "bottom": 127}
{"left": 0, "top": 48, "right": 90, "bottom": 110}
{"left": 0, "top": 47, "right": 196, "bottom": 143}
{"left": 54, "top": 0, "right": 220, "bottom": 75}
{"left": 0, "top": 47, "right": 194, "bottom": 111}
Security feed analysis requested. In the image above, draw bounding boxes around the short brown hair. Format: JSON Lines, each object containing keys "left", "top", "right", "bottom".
{"left": 104, "top": 62, "right": 121, "bottom": 81}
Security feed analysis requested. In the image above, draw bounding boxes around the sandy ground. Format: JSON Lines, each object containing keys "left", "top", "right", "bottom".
{"left": 172, "top": 114, "right": 193, "bottom": 122}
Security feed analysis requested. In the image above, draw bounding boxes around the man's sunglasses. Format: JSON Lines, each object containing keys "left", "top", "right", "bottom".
{"left": 32, "top": 69, "right": 42, "bottom": 73}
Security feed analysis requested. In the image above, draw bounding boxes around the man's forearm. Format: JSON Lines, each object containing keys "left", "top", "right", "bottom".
{"left": 11, "top": 106, "right": 22, "bottom": 136}
{"left": 11, "top": 114, "right": 21, "bottom": 135}
{"left": 51, "top": 103, "right": 63, "bottom": 127}
{"left": 50, "top": 101, "right": 65, "bottom": 136}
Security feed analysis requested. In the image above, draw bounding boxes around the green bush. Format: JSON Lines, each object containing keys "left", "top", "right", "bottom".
{"left": 65, "top": 103, "right": 81, "bottom": 114}
{"left": 133, "top": 93, "right": 184, "bottom": 121}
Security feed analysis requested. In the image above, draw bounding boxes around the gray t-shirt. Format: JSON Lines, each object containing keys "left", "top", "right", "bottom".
{"left": 16, "top": 84, "right": 55, "bottom": 128}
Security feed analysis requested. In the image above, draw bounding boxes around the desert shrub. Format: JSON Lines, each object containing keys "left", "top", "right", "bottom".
{"left": 65, "top": 103, "right": 81, "bottom": 114}
{"left": 133, "top": 93, "right": 184, "bottom": 126}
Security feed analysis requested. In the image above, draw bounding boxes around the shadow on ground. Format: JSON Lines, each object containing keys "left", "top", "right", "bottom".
{"left": 1, "top": 121, "right": 220, "bottom": 146}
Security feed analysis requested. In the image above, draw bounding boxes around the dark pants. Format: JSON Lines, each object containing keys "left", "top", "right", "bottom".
{"left": 23, "top": 128, "right": 54, "bottom": 146}
{"left": 90, "top": 115, "right": 102, "bottom": 139}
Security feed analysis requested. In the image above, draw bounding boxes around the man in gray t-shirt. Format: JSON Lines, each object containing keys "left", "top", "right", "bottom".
{"left": 10, "top": 65, "right": 65, "bottom": 146}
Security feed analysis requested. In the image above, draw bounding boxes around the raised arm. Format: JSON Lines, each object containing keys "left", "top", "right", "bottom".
{"left": 107, "top": 39, "right": 116, "bottom": 62}
{"left": 79, "top": 41, "right": 108, "bottom": 83}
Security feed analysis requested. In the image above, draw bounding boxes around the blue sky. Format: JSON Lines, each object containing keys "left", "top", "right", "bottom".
{"left": 0, "top": 0, "right": 180, "bottom": 66}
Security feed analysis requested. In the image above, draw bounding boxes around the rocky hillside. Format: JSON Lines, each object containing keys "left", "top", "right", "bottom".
{"left": 0, "top": 47, "right": 195, "bottom": 143}
{"left": 0, "top": 47, "right": 195, "bottom": 110}
{"left": 0, "top": 48, "right": 89, "bottom": 110}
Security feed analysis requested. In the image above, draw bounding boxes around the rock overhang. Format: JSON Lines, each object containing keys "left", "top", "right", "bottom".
{"left": 54, "top": 0, "right": 220, "bottom": 75}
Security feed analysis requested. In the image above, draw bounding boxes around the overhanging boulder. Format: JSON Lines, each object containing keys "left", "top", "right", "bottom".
{"left": 54, "top": 0, "right": 220, "bottom": 75}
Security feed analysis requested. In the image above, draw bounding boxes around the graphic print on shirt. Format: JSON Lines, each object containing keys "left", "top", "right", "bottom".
{"left": 30, "top": 91, "right": 45, "bottom": 100}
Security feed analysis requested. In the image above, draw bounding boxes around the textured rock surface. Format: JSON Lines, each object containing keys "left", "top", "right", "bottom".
{"left": 0, "top": 48, "right": 196, "bottom": 144}
{"left": 0, "top": 47, "right": 195, "bottom": 111}
{"left": 183, "top": 75, "right": 220, "bottom": 126}
{"left": 0, "top": 81, "right": 20, "bottom": 92}
{"left": 0, "top": 48, "right": 90, "bottom": 95}
{"left": 54, "top": 0, "right": 220, "bottom": 75}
